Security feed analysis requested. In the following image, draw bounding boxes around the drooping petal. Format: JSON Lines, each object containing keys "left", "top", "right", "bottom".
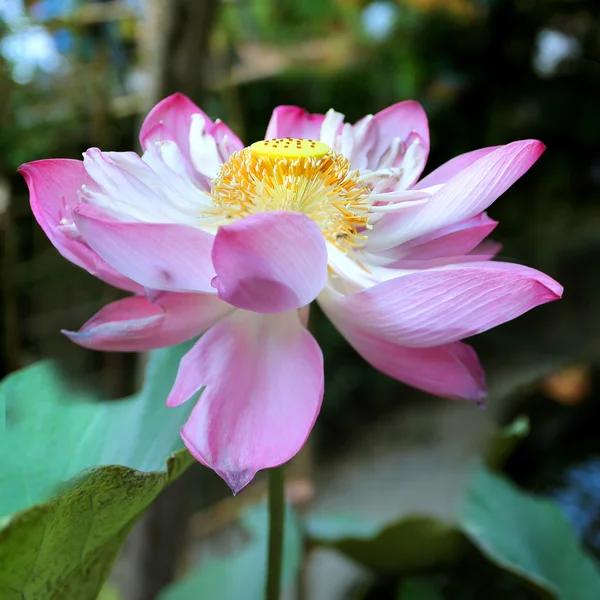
{"left": 325, "top": 307, "right": 486, "bottom": 401}
{"left": 18, "top": 159, "right": 142, "bottom": 292}
{"left": 73, "top": 203, "right": 216, "bottom": 293}
{"left": 318, "top": 262, "right": 562, "bottom": 348}
{"left": 369, "top": 101, "right": 430, "bottom": 169}
{"left": 211, "top": 211, "right": 328, "bottom": 313}
{"left": 367, "top": 140, "right": 545, "bottom": 250}
{"left": 414, "top": 145, "right": 501, "bottom": 189}
{"left": 166, "top": 310, "right": 324, "bottom": 493}
{"left": 266, "top": 106, "right": 326, "bottom": 140}
{"left": 63, "top": 292, "right": 232, "bottom": 351}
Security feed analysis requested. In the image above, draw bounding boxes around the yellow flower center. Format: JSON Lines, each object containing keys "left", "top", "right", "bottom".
{"left": 210, "top": 138, "right": 371, "bottom": 249}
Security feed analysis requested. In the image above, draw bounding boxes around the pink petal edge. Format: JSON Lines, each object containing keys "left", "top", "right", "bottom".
{"left": 167, "top": 310, "right": 324, "bottom": 493}
{"left": 211, "top": 211, "right": 328, "bottom": 313}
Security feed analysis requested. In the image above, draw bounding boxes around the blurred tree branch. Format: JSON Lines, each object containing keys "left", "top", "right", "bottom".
{"left": 141, "top": 0, "right": 220, "bottom": 109}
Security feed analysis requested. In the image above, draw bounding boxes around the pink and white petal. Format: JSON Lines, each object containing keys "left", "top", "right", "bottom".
{"left": 167, "top": 310, "right": 324, "bottom": 493}
{"left": 327, "top": 312, "right": 486, "bottom": 402}
{"left": 18, "top": 159, "right": 142, "bottom": 292}
{"left": 63, "top": 292, "right": 232, "bottom": 352}
{"left": 393, "top": 213, "right": 499, "bottom": 261}
{"left": 210, "top": 119, "right": 245, "bottom": 157}
{"left": 414, "top": 145, "right": 501, "bottom": 189}
{"left": 387, "top": 252, "right": 501, "bottom": 270}
{"left": 212, "top": 211, "right": 328, "bottom": 313}
{"left": 139, "top": 93, "right": 210, "bottom": 156}
{"left": 319, "top": 262, "right": 562, "bottom": 348}
{"left": 73, "top": 203, "right": 216, "bottom": 293}
{"left": 367, "top": 140, "right": 545, "bottom": 250}
{"left": 337, "top": 116, "right": 376, "bottom": 171}
{"left": 403, "top": 140, "right": 545, "bottom": 242}
{"left": 370, "top": 101, "right": 430, "bottom": 169}
{"left": 265, "top": 106, "right": 326, "bottom": 140}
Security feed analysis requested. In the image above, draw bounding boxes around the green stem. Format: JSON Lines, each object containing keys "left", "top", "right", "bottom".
{"left": 266, "top": 466, "right": 285, "bottom": 600}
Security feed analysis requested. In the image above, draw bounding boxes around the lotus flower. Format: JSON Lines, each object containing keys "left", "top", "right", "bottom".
{"left": 19, "top": 94, "right": 562, "bottom": 492}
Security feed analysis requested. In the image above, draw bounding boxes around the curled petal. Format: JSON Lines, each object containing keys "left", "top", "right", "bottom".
{"left": 18, "top": 159, "right": 142, "bottom": 292}
{"left": 167, "top": 310, "right": 324, "bottom": 493}
{"left": 211, "top": 211, "right": 328, "bottom": 313}
{"left": 370, "top": 101, "right": 430, "bottom": 169}
{"left": 326, "top": 308, "right": 486, "bottom": 402}
{"left": 319, "top": 262, "right": 562, "bottom": 348}
{"left": 139, "top": 93, "right": 242, "bottom": 179}
{"left": 139, "top": 93, "right": 209, "bottom": 156}
{"left": 266, "top": 106, "right": 326, "bottom": 140}
{"left": 63, "top": 292, "right": 232, "bottom": 352}
{"left": 73, "top": 204, "right": 216, "bottom": 293}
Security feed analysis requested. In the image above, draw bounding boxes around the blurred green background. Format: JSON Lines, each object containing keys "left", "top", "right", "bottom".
{"left": 1, "top": 0, "right": 600, "bottom": 597}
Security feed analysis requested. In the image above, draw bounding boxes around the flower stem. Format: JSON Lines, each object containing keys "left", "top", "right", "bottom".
{"left": 266, "top": 465, "right": 285, "bottom": 600}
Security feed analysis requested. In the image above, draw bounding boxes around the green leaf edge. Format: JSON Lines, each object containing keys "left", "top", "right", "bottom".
{"left": 0, "top": 449, "right": 194, "bottom": 600}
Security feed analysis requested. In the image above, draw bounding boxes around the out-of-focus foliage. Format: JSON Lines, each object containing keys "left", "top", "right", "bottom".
{"left": 157, "top": 505, "right": 302, "bottom": 600}
{"left": 0, "top": 341, "right": 196, "bottom": 600}
{"left": 306, "top": 464, "right": 600, "bottom": 599}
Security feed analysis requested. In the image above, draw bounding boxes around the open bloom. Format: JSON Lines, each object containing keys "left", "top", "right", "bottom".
{"left": 20, "top": 94, "right": 562, "bottom": 493}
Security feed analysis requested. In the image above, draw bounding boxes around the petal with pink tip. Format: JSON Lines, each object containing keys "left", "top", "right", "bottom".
{"left": 326, "top": 309, "right": 486, "bottom": 402}
{"left": 210, "top": 119, "right": 244, "bottom": 157}
{"left": 139, "top": 93, "right": 210, "bottom": 155}
{"left": 73, "top": 204, "right": 216, "bottom": 293}
{"left": 367, "top": 140, "right": 545, "bottom": 250}
{"left": 319, "top": 261, "right": 562, "bottom": 348}
{"left": 370, "top": 101, "right": 430, "bottom": 169}
{"left": 167, "top": 310, "right": 324, "bottom": 493}
{"left": 404, "top": 140, "right": 545, "bottom": 240}
{"left": 212, "top": 211, "right": 328, "bottom": 313}
{"left": 265, "top": 106, "right": 326, "bottom": 140}
{"left": 414, "top": 145, "right": 501, "bottom": 189}
{"left": 18, "top": 159, "right": 142, "bottom": 292}
{"left": 63, "top": 292, "right": 232, "bottom": 352}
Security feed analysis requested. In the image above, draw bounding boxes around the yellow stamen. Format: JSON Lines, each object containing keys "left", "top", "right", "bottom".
{"left": 210, "top": 138, "right": 371, "bottom": 250}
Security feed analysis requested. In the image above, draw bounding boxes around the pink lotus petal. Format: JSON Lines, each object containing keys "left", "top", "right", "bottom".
{"left": 367, "top": 140, "right": 545, "bottom": 250}
{"left": 327, "top": 311, "right": 486, "bottom": 401}
{"left": 211, "top": 119, "right": 245, "bottom": 156}
{"left": 211, "top": 211, "right": 328, "bottom": 313}
{"left": 403, "top": 140, "right": 545, "bottom": 241}
{"left": 414, "top": 145, "right": 501, "bottom": 189}
{"left": 395, "top": 213, "right": 499, "bottom": 261}
{"left": 265, "top": 106, "right": 326, "bottom": 140}
{"left": 139, "top": 93, "right": 210, "bottom": 156}
{"left": 73, "top": 203, "right": 216, "bottom": 293}
{"left": 319, "top": 262, "right": 562, "bottom": 348}
{"left": 167, "top": 310, "right": 324, "bottom": 493}
{"left": 63, "top": 292, "right": 232, "bottom": 351}
{"left": 387, "top": 252, "right": 501, "bottom": 270}
{"left": 370, "top": 101, "right": 430, "bottom": 169}
{"left": 18, "top": 159, "right": 142, "bottom": 292}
